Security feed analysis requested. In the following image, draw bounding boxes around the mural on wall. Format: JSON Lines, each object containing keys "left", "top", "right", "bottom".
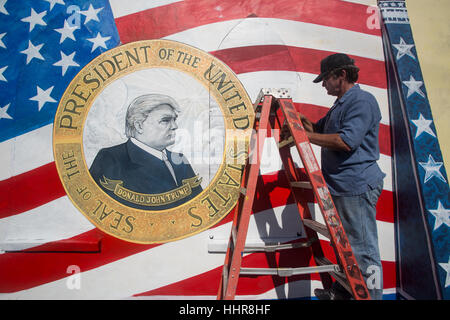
{"left": 1, "top": 0, "right": 446, "bottom": 300}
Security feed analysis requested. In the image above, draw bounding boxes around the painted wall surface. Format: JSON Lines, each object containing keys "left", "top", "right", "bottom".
{"left": 406, "top": 0, "right": 450, "bottom": 170}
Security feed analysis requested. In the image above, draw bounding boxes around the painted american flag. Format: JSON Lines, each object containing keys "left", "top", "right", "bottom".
{"left": 0, "top": 0, "right": 396, "bottom": 299}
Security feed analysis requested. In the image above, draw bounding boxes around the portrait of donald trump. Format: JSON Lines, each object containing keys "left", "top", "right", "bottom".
{"left": 89, "top": 93, "right": 203, "bottom": 210}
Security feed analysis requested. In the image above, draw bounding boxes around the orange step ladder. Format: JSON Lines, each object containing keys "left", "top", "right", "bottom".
{"left": 217, "top": 89, "right": 370, "bottom": 300}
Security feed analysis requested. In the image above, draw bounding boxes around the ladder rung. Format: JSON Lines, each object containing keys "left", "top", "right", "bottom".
{"left": 315, "top": 256, "right": 340, "bottom": 270}
{"left": 290, "top": 181, "right": 312, "bottom": 189}
{"left": 315, "top": 256, "right": 332, "bottom": 266}
{"left": 241, "top": 240, "right": 314, "bottom": 253}
{"left": 208, "top": 239, "right": 316, "bottom": 254}
{"left": 303, "top": 219, "right": 330, "bottom": 238}
{"left": 240, "top": 264, "right": 340, "bottom": 277}
{"left": 278, "top": 136, "right": 294, "bottom": 149}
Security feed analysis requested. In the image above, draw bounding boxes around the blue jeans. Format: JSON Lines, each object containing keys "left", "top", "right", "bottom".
{"left": 331, "top": 182, "right": 384, "bottom": 300}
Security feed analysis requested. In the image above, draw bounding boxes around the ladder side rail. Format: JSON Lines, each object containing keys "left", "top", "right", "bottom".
{"left": 220, "top": 95, "right": 273, "bottom": 300}
{"left": 217, "top": 111, "right": 257, "bottom": 299}
{"left": 217, "top": 164, "right": 248, "bottom": 299}
{"left": 217, "top": 103, "right": 260, "bottom": 299}
{"left": 277, "top": 98, "right": 370, "bottom": 300}
{"left": 218, "top": 94, "right": 267, "bottom": 299}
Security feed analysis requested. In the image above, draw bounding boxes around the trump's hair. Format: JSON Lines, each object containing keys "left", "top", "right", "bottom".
{"left": 125, "top": 93, "right": 181, "bottom": 138}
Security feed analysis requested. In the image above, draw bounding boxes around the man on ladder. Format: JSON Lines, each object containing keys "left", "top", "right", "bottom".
{"left": 297, "top": 53, "right": 386, "bottom": 300}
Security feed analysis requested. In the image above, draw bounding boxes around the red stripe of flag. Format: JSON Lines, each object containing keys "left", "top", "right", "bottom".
{"left": 0, "top": 162, "right": 66, "bottom": 219}
{"left": 115, "top": 0, "right": 380, "bottom": 44}
{"left": 212, "top": 45, "right": 387, "bottom": 89}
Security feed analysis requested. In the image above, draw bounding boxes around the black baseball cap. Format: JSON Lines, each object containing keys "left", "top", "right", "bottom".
{"left": 313, "top": 53, "right": 357, "bottom": 83}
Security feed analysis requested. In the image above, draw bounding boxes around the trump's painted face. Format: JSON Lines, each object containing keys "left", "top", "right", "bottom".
{"left": 135, "top": 104, "right": 178, "bottom": 151}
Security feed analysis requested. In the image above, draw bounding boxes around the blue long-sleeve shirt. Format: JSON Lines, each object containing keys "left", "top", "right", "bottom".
{"left": 314, "top": 84, "right": 386, "bottom": 196}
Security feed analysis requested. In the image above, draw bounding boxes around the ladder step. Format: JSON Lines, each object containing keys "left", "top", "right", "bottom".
{"left": 208, "top": 239, "right": 316, "bottom": 254}
{"left": 278, "top": 136, "right": 294, "bottom": 149}
{"left": 240, "top": 264, "right": 340, "bottom": 277}
{"left": 290, "top": 181, "right": 312, "bottom": 189}
{"left": 239, "top": 240, "right": 314, "bottom": 253}
{"left": 303, "top": 219, "right": 330, "bottom": 239}
{"left": 315, "top": 256, "right": 341, "bottom": 272}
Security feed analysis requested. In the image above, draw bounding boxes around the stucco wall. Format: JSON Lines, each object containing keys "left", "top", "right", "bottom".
{"left": 406, "top": 0, "right": 450, "bottom": 171}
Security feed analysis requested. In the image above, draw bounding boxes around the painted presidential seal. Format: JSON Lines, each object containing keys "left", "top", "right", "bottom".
{"left": 53, "top": 40, "right": 254, "bottom": 243}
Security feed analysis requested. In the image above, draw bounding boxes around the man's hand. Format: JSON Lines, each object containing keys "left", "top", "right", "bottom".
{"left": 299, "top": 113, "right": 315, "bottom": 133}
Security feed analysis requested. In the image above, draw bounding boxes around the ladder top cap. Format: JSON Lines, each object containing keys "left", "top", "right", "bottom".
{"left": 260, "top": 88, "right": 292, "bottom": 99}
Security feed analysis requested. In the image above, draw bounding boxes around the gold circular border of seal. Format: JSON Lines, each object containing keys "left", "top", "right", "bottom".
{"left": 53, "top": 39, "right": 254, "bottom": 244}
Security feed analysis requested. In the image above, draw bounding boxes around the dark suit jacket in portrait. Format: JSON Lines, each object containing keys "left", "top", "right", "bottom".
{"left": 89, "top": 139, "right": 203, "bottom": 210}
